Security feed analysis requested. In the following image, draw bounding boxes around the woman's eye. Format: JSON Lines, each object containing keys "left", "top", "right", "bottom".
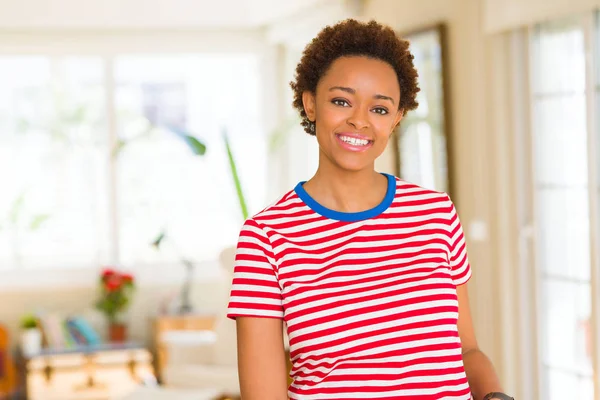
{"left": 373, "top": 107, "right": 389, "bottom": 115}
{"left": 332, "top": 99, "right": 349, "bottom": 107}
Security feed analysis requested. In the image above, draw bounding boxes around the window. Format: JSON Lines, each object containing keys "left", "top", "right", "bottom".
{"left": 0, "top": 57, "right": 110, "bottom": 270}
{"left": 114, "top": 55, "right": 266, "bottom": 265}
{"left": 0, "top": 53, "right": 266, "bottom": 272}
{"left": 530, "top": 17, "right": 594, "bottom": 400}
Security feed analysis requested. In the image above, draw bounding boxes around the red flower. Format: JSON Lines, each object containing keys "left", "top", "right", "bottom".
{"left": 122, "top": 273, "right": 134, "bottom": 283}
{"left": 105, "top": 276, "right": 122, "bottom": 292}
{"left": 102, "top": 268, "right": 115, "bottom": 279}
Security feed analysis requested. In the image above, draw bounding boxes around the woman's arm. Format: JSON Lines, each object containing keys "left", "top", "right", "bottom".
{"left": 456, "top": 283, "right": 504, "bottom": 400}
{"left": 236, "top": 316, "right": 288, "bottom": 400}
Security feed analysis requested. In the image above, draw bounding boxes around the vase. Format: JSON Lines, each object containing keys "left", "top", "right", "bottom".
{"left": 108, "top": 322, "right": 127, "bottom": 343}
{"left": 20, "top": 328, "right": 42, "bottom": 356}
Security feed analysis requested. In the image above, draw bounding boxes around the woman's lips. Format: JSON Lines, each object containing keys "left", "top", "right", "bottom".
{"left": 335, "top": 133, "right": 373, "bottom": 152}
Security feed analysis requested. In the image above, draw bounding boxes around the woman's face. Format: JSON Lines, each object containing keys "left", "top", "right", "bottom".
{"left": 302, "top": 56, "right": 403, "bottom": 173}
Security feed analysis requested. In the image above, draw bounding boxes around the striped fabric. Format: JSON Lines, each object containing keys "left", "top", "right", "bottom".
{"left": 227, "top": 174, "right": 472, "bottom": 399}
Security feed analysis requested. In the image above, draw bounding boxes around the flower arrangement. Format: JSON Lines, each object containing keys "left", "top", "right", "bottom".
{"left": 95, "top": 268, "right": 135, "bottom": 325}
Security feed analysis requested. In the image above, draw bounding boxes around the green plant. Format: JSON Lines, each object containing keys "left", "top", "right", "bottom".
{"left": 112, "top": 123, "right": 206, "bottom": 159}
{"left": 119, "top": 123, "right": 247, "bottom": 221}
{"left": 20, "top": 314, "right": 38, "bottom": 330}
{"left": 223, "top": 129, "right": 248, "bottom": 220}
{"left": 0, "top": 191, "right": 51, "bottom": 266}
{"left": 146, "top": 127, "right": 249, "bottom": 314}
{"left": 3, "top": 192, "right": 50, "bottom": 231}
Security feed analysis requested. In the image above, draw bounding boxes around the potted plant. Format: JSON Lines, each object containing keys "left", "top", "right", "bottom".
{"left": 20, "top": 314, "right": 41, "bottom": 356}
{"left": 95, "top": 268, "right": 135, "bottom": 342}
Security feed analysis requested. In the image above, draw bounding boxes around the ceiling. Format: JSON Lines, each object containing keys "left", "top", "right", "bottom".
{"left": 0, "top": 0, "right": 331, "bottom": 30}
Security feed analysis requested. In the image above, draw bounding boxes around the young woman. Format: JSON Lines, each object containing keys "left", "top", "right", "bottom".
{"left": 227, "top": 19, "right": 513, "bottom": 400}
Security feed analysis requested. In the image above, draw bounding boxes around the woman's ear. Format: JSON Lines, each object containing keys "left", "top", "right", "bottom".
{"left": 302, "top": 91, "right": 316, "bottom": 122}
{"left": 394, "top": 109, "right": 404, "bottom": 129}
{"left": 389, "top": 109, "right": 403, "bottom": 137}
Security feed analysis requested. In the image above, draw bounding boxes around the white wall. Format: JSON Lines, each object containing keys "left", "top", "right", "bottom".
{"left": 484, "top": 0, "right": 600, "bottom": 33}
{"left": 0, "top": 0, "right": 325, "bottom": 29}
{"left": 0, "top": 30, "right": 266, "bottom": 54}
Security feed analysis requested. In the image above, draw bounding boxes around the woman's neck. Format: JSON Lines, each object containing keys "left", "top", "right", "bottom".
{"left": 302, "top": 164, "right": 389, "bottom": 214}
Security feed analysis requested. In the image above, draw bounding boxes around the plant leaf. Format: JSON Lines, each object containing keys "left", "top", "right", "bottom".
{"left": 151, "top": 231, "right": 166, "bottom": 249}
{"left": 9, "top": 192, "right": 26, "bottom": 224}
{"left": 30, "top": 214, "right": 50, "bottom": 230}
{"left": 163, "top": 125, "right": 207, "bottom": 156}
{"left": 223, "top": 129, "right": 248, "bottom": 221}
{"left": 183, "top": 135, "right": 206, "bottom": 156}
{"left": 112, "top": 139, "right": 127, "bottom": 158}
{"left": 112, "top": 122, "right": 157, "bottom": 159}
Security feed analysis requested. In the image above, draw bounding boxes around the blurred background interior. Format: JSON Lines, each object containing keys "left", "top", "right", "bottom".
{"left": 0, "top": 0, "right": 596, "bottom": 399}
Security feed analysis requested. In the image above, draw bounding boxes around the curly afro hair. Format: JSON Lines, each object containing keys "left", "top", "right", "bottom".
{"left": 290, "top": 19, "right": 420, "bottom": 135}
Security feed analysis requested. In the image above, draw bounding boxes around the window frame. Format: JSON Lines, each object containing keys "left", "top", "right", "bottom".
{"left": 503, "top": 27, "right": 541, "bottom": 400}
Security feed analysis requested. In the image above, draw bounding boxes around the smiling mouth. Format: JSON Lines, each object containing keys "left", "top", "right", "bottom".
{"left": 336, "top": 134, "right": 373, "bottom": 147}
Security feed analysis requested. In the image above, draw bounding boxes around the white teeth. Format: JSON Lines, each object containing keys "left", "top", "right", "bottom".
{"left": 339, "top": 135, "right": 370, "bottom": 146}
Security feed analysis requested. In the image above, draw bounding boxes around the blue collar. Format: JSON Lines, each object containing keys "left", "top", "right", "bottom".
{"left": 294, "top": 173, "right": 396, "bottom": 222}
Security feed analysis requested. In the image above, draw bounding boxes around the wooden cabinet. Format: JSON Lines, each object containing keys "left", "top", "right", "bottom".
{"left": 152, "top": 314, "right": 215, "bottom": 382}
{"left": 22, "top": 343, "right": 154, "bottom": 400}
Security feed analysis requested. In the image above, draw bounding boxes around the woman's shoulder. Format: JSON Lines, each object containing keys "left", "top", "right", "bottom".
{"left": 391, "top": 175, "right": 453, "bottom": 204}
{"left": 242, "top": 187, "right": 304, "bottom": 227}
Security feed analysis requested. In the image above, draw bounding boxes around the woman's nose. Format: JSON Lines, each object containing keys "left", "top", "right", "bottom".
{"left": 347, "top": 107, "right": 369, "bottom": 130}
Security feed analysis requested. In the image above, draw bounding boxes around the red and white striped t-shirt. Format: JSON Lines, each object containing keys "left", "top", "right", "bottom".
{"left": 227, "top": 174, "right": 472, "bottom": 399}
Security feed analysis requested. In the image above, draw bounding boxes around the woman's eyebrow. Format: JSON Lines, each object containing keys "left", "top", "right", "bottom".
{"left": 374, "top": 94, "right": 395, "bottom": 105}
{"left": 329, "top": 86, "right": 395, "bottom": 105}
{"left": 329, "top": 86, "right": 356, "bottom": 94}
